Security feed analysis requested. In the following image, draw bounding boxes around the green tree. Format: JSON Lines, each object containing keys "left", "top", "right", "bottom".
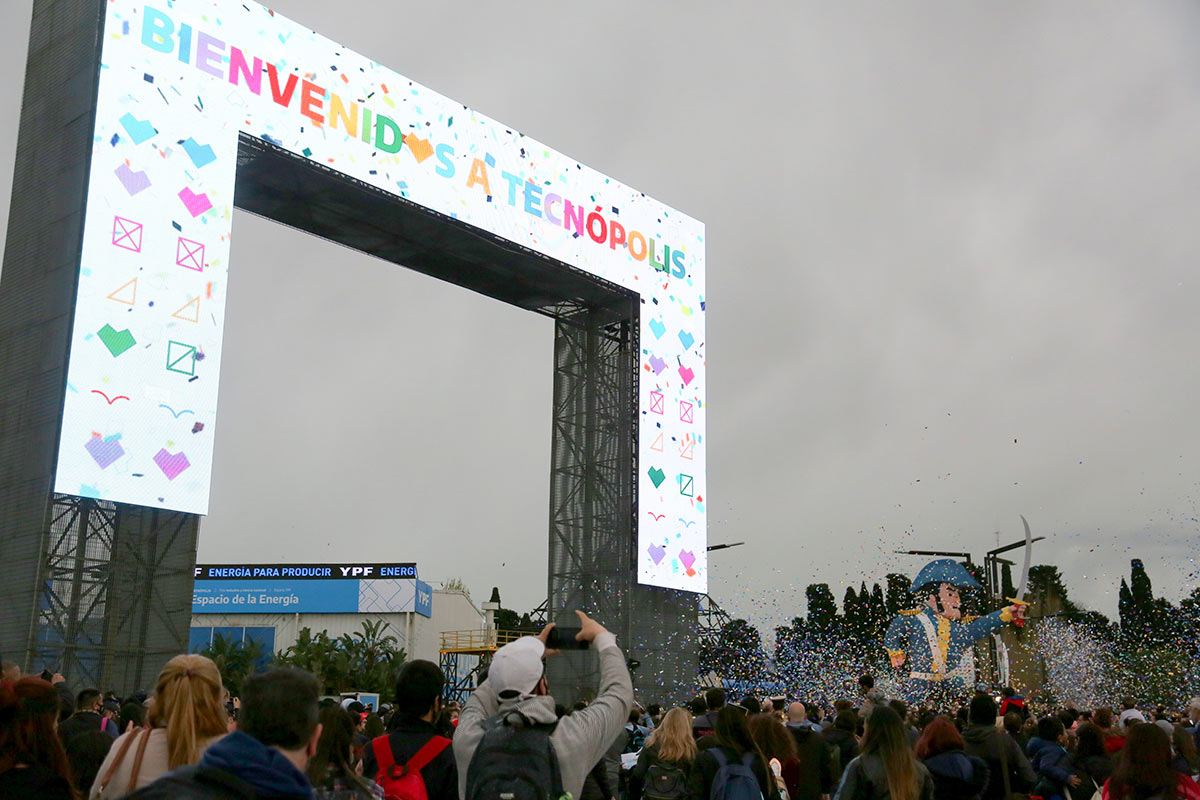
{"left": 885, "top": 573, "right": 913, "bottom": 615}
{"left": 869, "top": 584, "right": 888, "bottom": 637}
{"left": 1001, "top": 563, "right": 1017, "bottom": 599}
{"left": 275, "top": 621, "right": 407, "bottom": 700}
{"left": 200, "top": 633, "right": 267, "bottom": 696}
{"left": 843, "top": 586, "right": 863, "bottom": 637}
{"left": 806, "top": 584, "right": 839, "bottom": 635}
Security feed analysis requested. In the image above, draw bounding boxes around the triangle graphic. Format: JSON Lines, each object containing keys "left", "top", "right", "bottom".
{"left": 650, "top": 432, "right": 664, "bottom": 452}
{"left": 107, "top": 278, "right": 137, "bottom": 305}
{"left": 172, "top": 296, "right": 200, "bottom": 323}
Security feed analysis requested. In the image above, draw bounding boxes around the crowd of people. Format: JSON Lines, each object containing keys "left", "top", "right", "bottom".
{"left": 3, "top": 613, "right": 1199, "bottom": 800}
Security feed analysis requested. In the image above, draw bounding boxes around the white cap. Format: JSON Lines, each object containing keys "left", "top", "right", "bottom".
{"left": 487, "top": 636, "right": 546, "bottom": 699}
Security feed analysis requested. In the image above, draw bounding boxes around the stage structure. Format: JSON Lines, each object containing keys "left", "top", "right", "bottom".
{"left": 0, "top": 0, "right": 706, "bottom": 698}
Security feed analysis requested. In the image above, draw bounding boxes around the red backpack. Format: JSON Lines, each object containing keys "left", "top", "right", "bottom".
{"left": 372, "top": 735, "right": 452, "bottom": 800}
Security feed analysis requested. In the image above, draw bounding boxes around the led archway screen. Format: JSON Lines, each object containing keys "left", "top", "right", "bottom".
{"left": 54, "top": 1, "right": 707, "bottom": 593}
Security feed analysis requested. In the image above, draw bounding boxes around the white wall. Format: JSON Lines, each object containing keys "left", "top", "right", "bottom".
{"left": 191, "top": 589, "right": 485, "bottom": 663}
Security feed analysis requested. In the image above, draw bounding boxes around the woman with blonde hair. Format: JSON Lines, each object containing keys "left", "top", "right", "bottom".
{"left": 90, "top": 654, "right": 229, "bottom": 798}
{"left": 629, "top": 707, "right": 698, "bottom": 800}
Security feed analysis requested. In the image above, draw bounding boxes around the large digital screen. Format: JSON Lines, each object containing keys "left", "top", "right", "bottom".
{"left": 56, "top": 1, "right": 707, "bottom": 593}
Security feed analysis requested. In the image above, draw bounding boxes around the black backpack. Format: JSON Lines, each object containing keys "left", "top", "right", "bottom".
{"left": 624, "top": 724, "right": 648, "bottom": 755}
{"left": 644, "top": 758, "right": 689, "bottom": 800}
{"left": 465, "top": 709, "right": 564, "bottom": 800}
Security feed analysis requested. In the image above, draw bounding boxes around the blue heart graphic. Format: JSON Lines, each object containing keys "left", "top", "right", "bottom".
{"left": 649, "top": 318, "right": 666, "bottom": 339}
{"left": 678, "top": 330, "right": 694, "bottom": 350}
{"left": 118, "top": 113, "right": 157, "bottom": 145}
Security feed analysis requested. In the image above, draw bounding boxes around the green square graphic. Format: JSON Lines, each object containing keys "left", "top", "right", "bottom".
{"left": 166, "top": 340, "right": 197, "bottom": 376}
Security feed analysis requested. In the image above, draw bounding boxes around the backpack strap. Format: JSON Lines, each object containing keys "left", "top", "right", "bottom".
{"left": 712, "top": 748, "right": 729, "bottom": 767}
{"left": 372, "top": 735, "right": 397, "bottom": 775}
{"left": 403, "top": 735, "right": 452, "bottom": 775}
{"left": 545, "top": 725, "right": 565, "bottom": 798}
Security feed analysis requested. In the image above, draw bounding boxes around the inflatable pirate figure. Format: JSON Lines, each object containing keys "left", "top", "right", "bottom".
{"left": 884, "top": 559, "right": 1026, "bottom": 704}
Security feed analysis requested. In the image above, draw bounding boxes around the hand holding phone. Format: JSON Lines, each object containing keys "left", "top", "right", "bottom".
{"left": 545, "top": 626, "right": 589, "bottom": 650}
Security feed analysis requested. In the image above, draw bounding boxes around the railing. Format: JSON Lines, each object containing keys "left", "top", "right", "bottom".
{"left": 439, "top": 628, "right": 529, "bottom": 653}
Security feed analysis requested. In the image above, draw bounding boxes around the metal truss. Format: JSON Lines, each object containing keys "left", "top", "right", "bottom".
{"left": 439, "top": 651, "right": 488, "bottom": 705}
{"left": 27, "top": 494, "right": 199, "bottom": 693}
{"left": 546, "top": 303, "right": 699, "bottom": 705}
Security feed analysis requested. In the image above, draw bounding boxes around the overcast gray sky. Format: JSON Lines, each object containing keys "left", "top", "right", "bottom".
{"left": 3, "top": 1, "right": 1199, "bottom": 640}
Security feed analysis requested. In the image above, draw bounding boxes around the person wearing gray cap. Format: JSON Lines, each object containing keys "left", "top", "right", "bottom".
{"left": 454, "top": 610, "right": 633, "bottom": 800}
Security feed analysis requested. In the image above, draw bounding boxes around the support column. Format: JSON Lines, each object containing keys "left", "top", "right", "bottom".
{"left": 546, "top": 303, "right": 697, "bottom": 705}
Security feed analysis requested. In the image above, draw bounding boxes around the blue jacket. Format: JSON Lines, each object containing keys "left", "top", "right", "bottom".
{"left": 1032, "top": 743, "right": 1074, "bottom": 789}
{"left": 923, "top": 750, "right": 990, "bottom": 800}
{"left": 127, "top": 731, "right": 314, "bottom": 799}
{"left": 884, "top": 608, "right": 1008, "bottom": 692}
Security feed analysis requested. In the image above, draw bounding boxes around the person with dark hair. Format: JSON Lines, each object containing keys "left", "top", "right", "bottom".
{"left": 998, "top": 688, "right": 1028, "bottom": 721}
{"left": 308, "top": 706, "right": 383, "bottom": 799}
{"left": 694, "top": 688, "right": 727, "bottom": 739}
{"left": 859, "top": 675, "right": 879, "bottom": 719}
{"left": 362, "top": 660, "right": 455, "bottom": 800}
{"left": 916, "top": 716, "right": 989, "bottom": 800}
{"left": 362, "top": 713, "right": 384, "bottom": 741}
{"left": 59, "top": 688, "right": 117, "bottom": 743}
{"left": 834, "top": 706, "right": 934, "bottom": 800}
{"left": 962, "top": 695, "right": 1035, "bottom": 800}
{"left": 785, "top": 703, "right": 835, "bottom": 800}
{"left": 1003, "top": 712, "right": 1028, "bottom": 753}
{"left": 1168, "top": 724, "right": 1197, "bottom": 777}
{"left": 750, "top": 713, "right": 800, "bottom": 799}
{"left": 57, "top": 687, "right": 116, "bottom": 795}
{"left": 1030, "top": 717, "right": 1080, "bottom": 800}
{"left": 742, "top": 695, "right": 763, "bottom": 715}
{"left": 824, "top": 710, "right": 860, "bottom": 779}
{"left": 688, "top": 706, "right": 777, "bottom": 800}
{"left": 1071, "top": 724, "right": 1113, "bottom": 794}
{"left": 126, "top": 666, "right": 322, "bottom": 799}
{"left": 0, "top": 677, "right": 79, "bottom": 799}
{"left": 1102, "top": 722, "right": 1200, "bottom": 800}
{"left": 891, "top": 699, "right": 920, "bottom": 745}
{"left": 118, "top": 701, "right": 146, "bottom": 735}
{"left": 1093, "top": 708, "right": 1124, "bottom": 755}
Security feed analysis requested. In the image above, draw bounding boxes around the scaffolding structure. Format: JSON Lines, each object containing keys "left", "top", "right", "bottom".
{"left": 546, "top": 306, "right": 698, "bottom": 705}
{"left": 26, "top": 495, "right": 199, "bottom": 691}
{"left": 438, "top": 628, "right": 527, "bottom": 704}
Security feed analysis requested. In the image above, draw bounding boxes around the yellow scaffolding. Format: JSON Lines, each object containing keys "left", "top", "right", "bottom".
{"left": 439, "top": 628, "right": 527, "bottom": 655}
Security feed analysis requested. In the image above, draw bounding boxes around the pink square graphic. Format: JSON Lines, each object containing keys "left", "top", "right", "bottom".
{"left": 176, "top": 237, "right": 205, "bottom": 271}
{"left": 680, "top": 400, "right": 694, "bottom": 424}
{"left": 111, "top": 216, "right": 142, "bottom": 252}
{"left": 649, "top": 391, "right": 664, "bottom": 414}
